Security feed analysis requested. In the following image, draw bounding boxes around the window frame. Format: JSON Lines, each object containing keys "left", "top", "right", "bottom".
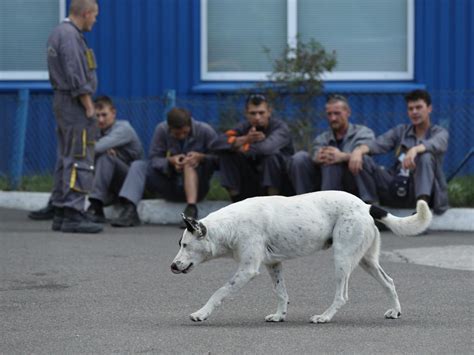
{"left": 200, "top": 0, "right": 414, "bottom": 82}
{"left": 0, "top": 0, "right": 66, "bottom": 81}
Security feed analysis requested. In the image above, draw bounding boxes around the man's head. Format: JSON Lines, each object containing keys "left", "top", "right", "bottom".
{"left": 325, "top": 94, "right": 351, "bottom": 134}
{"left": 69, "top": 0, "right": 99, "bottom": 32}
{"left": 167, "top": 108, "right": 192, "bottom": 140}
{"left": 245, "top": 94, "right": 272, "bottom": 130}
{"left": 404, "top": 90, "right": 432, "bottom": 127}
{"left": 94, "top": 96, "right": 116, "bottom": 131}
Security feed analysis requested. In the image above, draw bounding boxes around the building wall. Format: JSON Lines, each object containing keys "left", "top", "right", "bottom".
{"left": 0, "top": 0, "right": 472, "bottom": 178}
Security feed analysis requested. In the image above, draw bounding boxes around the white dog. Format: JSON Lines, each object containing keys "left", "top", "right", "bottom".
{"left": 171, "top": 190, "right": 432, "bottom": 323}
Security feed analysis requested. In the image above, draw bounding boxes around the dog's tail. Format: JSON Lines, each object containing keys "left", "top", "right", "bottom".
{"left": 369, "top": 200, "right": 432, "bottom": 236}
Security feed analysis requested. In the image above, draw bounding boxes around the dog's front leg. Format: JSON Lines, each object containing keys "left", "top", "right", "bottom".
{"left": 190, "top": 262, "right": 261, "bottom": 322}
{"left": 265, "top": 262, "right": 289, "bottom": 322}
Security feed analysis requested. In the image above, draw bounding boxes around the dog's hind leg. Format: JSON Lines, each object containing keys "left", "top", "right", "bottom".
{"left": 311, "top": 221, "right": 367, "bottom": 324}
{"left": 359, "top": 257, "right": 401, "bottom": 319}
{"left": 264, "top": 262, "right": 289, "bottom": 322}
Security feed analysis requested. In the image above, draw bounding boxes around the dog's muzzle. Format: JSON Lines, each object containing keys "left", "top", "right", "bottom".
{"left": 170, "top": 262, "right": 193, "bottom": 274}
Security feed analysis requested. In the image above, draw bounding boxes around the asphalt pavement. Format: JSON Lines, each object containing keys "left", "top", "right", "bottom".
{"left": 1, "top": 207, "right": 473, "bottom": 354}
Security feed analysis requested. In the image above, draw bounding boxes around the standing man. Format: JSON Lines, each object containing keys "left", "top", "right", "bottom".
{"left": 350, "top": 89, "right": 449, "bottom": 214}
{"left": 212, "top": 94, "right": 294, "bottom": 202}
{"left": 86, "top": 96, "right": 144, "bottom": 222}
{"left": 288, "top": 94, "right": 375, "bottom": 195}
{"left": 110, "top": 108, "right": 218, "bottom": 228}
{"left": 47, "top": 0, "right": 102, "bottom": 233}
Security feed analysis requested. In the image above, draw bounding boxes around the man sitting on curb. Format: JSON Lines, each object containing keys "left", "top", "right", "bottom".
{"left": 86, "top": 95, "right": 144, "bottom": 222}
{"left": 349, "top": 89, "right": 449, "bottom": 214}
{"left": 211, "top": 93, "right": 294, "bottom": 201}
{"left": 288, "top": 94, "right": 375, "bottom": 196}
{"left": 110, "top": 107, "right": 218, "bottom": 228}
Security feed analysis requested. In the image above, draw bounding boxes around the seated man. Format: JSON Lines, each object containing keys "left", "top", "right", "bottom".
{"left": 288, "top": 94, "right": 375, "bottom": 195}
{"left": 111, "top": 107, "right": 218, "bottom": 227}
{"left": 211, "top": 93, "right": 294, "bottom": 202}
{"left": 350, "top": 89, "right": 449, "bottom": 214}
{"left": 86, "top": 96, "right": 144, "bottom": 222}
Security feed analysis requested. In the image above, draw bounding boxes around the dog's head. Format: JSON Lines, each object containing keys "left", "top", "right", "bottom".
{"left": 170, "top": 214, "right": 211, "bottom": 274}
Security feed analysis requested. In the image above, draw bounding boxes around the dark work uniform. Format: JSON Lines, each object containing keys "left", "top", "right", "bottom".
{"left": 288, "top": 123, "right": 375, "bottom": 195}
{"left": 47, "top": 18, "right": 98, "bottom": 211}
{"left": 358, "top": 124, "right": 449, "bottom": 214}
{"left": 118, "top": 119, "right": 218, "bottom": 205}
{"left": 212, "top": 118, "right": 295, "bottom": 199}
{"left": 90, "top": 120, "right": 144, "bottom": 205}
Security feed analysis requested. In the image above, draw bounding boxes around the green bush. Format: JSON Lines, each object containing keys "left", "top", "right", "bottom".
{"left": 447, "top": 176, "right": 474, "bottom": 207}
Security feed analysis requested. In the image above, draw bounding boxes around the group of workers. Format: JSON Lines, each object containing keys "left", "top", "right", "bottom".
{"left": 31, "top": 0, "right": 449, "bottom": 233}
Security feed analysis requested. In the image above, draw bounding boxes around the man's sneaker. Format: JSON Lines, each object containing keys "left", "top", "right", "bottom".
{"left": 61, "top": 207, "right": 103, "bottom": 233}
{"left": 51, "top": 208, "right": 64, "bottom": 231}
{"left": 110, "top": 201, "right": 141, "bottom": 227}
{"left": 180, "top": 204, "right": 198, "bottom": 228}
{"left": 29, "top": 202, "right": 55, "bottom": 220}
{"left": 86, "top": 205, "right": 106, "bottom": 224}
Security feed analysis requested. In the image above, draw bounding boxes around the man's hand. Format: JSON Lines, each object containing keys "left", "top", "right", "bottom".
{"left": 348, "top": 150, "right": 363, "bottom": 175}
{"left": 316, "top": 146, "right": 348, "bottom": 166}
{"left": 231, "top": 126, "right": 265, "bottom": 151}
{"left": 79, "top": 94, "right": 95, "bottom": 119}
{"left": 348, "top": 145, "right": 370, "bottom": 175}
{"left": 402, "top": 145, "right": 426, "bottom": 170}
{"left": 169, "top": 154, "right": 186, "bottom": 172}
{"left": 183, "top": 151, "right": 204, "bottom": 168}
{"left": 107, "top": 148, "right": 117, "bottom": 157}
{"left": 246, "top": 126, "right": 266, "bottom": 144}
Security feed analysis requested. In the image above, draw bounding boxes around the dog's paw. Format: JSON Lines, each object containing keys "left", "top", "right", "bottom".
{"left": 384, "top": 309, "right": 402, "bottom": 319}
{"left": 190, "top": 310, "right": 210, "bottom": 322}
{"left": 310, "top": 314, "right": 330, "bottom": 324}
{"left": 265, "top": 313, "right": 286, "bottom": 322}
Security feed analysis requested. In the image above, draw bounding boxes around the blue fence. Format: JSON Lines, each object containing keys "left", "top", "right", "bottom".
{"left": 0, "top": 90, "right": 472, "bottom": 188}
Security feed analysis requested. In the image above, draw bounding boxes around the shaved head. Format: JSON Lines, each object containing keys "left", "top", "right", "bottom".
{"left": 69, "top": 0, "right": 98, "bottom": 16}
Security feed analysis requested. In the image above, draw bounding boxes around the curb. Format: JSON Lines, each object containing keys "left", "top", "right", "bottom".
{"left": 1, "top": 191, "right": 473, "bottom": 232}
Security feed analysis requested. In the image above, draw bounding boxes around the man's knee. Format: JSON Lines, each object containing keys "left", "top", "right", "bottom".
{"left": 95, "top": 154, "right": 115, "bottom": 168}
{"left": 262, "top": 153, "right": 285, "bottom": 170}
{"left": 289, "top": 151, "right": 311, "bottom": 169}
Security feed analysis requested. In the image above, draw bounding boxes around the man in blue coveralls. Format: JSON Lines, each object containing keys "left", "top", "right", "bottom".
{"left": 47, "top": 0, "right": 103, "bottom": 233}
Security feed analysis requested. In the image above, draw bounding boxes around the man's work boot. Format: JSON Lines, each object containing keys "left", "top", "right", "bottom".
{"left": 51, "top": 207, "right": 64, "bottom": 231}
{"left": 29, "top": 201, "right": 55, "bottom": 220}
{"left": 86, "top": 199, "right": 106, "bottom": 224}
{"left": 110, "top": 201, "right": 140, "bottom": 227}
{"left": 86, "top": 206, "right": 106, "bottom": 224}
{"left": 61, "top": 207, "right": 103, "bottom": 233}
{"left": 180, "top": 204, "right": 198, "bottom": 229}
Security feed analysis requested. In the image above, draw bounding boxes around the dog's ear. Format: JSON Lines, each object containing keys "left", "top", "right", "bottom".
{"left": 195, "top": 221, "right": 207, "bottom": 239}
{"left": 181, "top": 213, "right": 195, "bottom": 231}
{"left": 181, "top": 213, "right": 207, "bottom": 239}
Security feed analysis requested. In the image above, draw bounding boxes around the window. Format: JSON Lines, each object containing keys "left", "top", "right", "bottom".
{"left": 0, "top": 0, "right": 65, "bottom": 80}
{"left": 201, "top": 0, "right": 413, "bottom": 81}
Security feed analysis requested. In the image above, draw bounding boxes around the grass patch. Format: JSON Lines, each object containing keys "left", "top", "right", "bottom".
{"left": 0, "top": 175, "right": 53, "bottom": 192}
{"left": 1, "top": 174, "right": 472, "bottom": 207}
{"left": 447, "top": 176, "right": 474, "bottom": 207}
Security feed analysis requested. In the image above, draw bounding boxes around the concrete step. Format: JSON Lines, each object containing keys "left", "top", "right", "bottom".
{"left": 1, "top": 191, "right": 473, "bottom": 232}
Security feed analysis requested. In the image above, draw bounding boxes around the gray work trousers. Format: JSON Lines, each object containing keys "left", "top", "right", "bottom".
{"left": 357, "top": 153, "right": 436, "bottom": 207}
{"left": 89, "top": 154, "right": 130, "bottom": 205}
{"left": 217, "top": 151, "right": 293, "bottom": 198}
{"left": 51, "top": 92, "right": 96, "bottom": 211}
{"left": 287, "top": 151, "right": 359, "bottom": 195}
{"left": 119, "top": 159, "right": 215, "bottom": 206}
